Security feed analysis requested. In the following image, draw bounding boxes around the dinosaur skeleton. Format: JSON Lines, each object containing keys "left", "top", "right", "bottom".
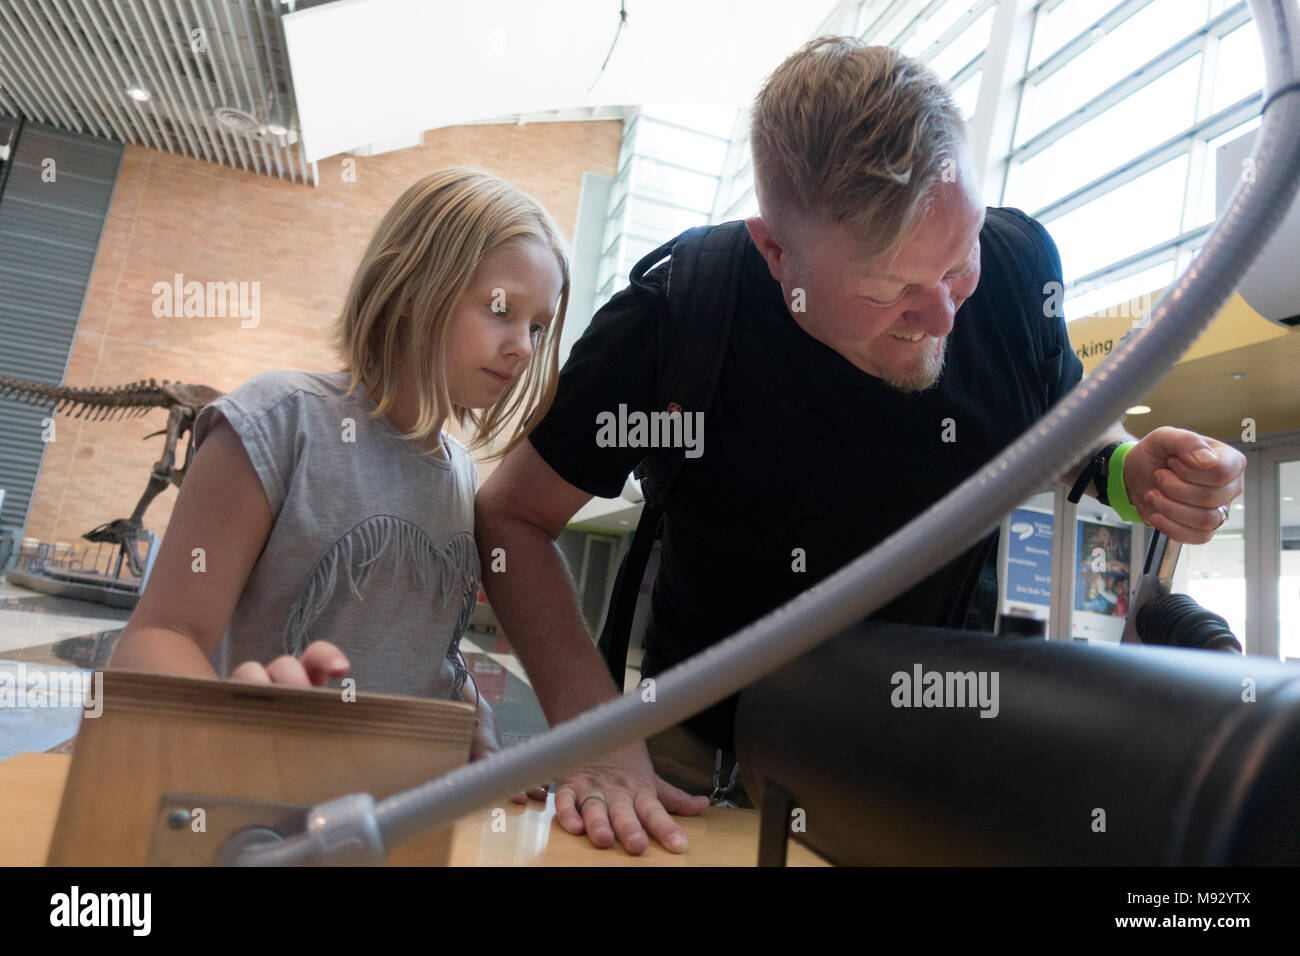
{"left": 0, "top": 375, "right": 223, "bottom": 577}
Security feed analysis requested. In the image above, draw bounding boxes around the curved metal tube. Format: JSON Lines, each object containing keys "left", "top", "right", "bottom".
{"left": 237, "top": 0, "right": 1300, "bottom": 866}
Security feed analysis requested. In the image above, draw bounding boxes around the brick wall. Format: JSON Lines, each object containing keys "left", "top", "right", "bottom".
{"left": 24, "top": 119, "right": 621, "bottom": 547}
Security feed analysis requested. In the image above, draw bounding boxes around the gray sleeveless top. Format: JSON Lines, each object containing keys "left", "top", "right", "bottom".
{"left": 192, "top": 369, "right": 480, "bottom": 700}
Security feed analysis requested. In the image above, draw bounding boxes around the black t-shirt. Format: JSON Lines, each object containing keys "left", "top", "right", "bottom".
{"left": 529, "top": 207, "right": 1083, "bottom": 751}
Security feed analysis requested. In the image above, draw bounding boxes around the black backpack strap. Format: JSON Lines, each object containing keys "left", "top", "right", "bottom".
{"left": 595, "top": 221, "right": 752, "bottom": 686}
{"left": 594, "top": 499, "right": 663, "bottom": 686}
{"left": 639, "top": 220, "right": 750, "bottom": 504}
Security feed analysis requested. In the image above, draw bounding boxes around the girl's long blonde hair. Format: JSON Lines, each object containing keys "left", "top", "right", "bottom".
{"left": 336, "top": 167, "right": 571, "bottom": 459}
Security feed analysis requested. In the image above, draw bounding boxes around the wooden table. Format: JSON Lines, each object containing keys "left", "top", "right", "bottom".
{"left": 0, "top": 752, "right": 827, "bottom": 867}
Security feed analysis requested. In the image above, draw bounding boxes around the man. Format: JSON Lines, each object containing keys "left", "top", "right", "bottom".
{"left": 476, "top": 38, "right": 1246, "bottom": 855}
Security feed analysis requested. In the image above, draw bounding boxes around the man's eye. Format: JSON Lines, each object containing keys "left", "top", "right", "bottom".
{"left": 861, "top": 291, "right": 904, "bottom": 307}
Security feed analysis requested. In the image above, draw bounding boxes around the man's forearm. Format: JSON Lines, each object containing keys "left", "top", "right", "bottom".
{"left": 476, "top": 509, "right": 621, "bottom": 726}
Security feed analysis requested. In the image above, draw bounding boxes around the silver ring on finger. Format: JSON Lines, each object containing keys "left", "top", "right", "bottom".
{"left": 578, "top": 793, "right": 607, "bottom": 813}
{"left": 1215, "top": 504, "right": 1229, "bottom": 529}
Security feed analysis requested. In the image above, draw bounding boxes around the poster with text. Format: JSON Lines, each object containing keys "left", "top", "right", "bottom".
{"left": 1072, "top": 519, "right": 1132, "bottom": 643}
{"left": 1004, "top": 508, "right": 1053, "bottom": 620}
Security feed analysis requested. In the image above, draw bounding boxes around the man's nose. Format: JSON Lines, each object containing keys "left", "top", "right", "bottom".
{"left": 905, "top": 284, "right": 957, "bottom": 337}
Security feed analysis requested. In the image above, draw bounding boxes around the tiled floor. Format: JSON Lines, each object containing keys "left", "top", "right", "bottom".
{"left": 0, "top": 577, "right": 643, "bottom": 760}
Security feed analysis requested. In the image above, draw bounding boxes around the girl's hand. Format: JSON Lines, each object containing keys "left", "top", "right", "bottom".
{"left": 230, "top": 640, "right": 350, "bottom": 688}
{"left": 461, "top": 671, "right": 548, "bottom": 805}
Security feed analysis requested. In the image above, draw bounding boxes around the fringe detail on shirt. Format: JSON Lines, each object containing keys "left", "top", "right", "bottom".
{"left": 281, "top": 516, "right": 480, "bottom": 695}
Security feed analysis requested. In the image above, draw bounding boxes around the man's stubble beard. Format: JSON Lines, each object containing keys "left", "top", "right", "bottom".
{"left": 790, "top": 265, "right": 950, "bottom": 394}
{"left": 876, "top": 332, "right": 949, "bottom": 394}
{"left": 786, "top": 263, "right": 948, "bottom": 395}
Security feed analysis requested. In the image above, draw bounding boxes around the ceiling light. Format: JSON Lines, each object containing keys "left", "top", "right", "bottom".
{"left": 126, "top": 83, "right": 151, "bottom": 103}
{"left": 1125, "top": 405, "right": 1151, "bottom": 415}
{"left": 1231, "top": 372, "right": 1247, "bottom": 379}
{"left": 1234, "top": 503, "right": 1245, "bottom": 510}
{"left": 1284, "top": 496, "right": 1296, "bottom": 502}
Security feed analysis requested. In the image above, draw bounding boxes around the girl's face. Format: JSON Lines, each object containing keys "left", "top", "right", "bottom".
{"left": 443, "top": 237, "right": 563, "bottom": 408}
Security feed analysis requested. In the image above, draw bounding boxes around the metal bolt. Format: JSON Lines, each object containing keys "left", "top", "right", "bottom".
{"left": 168, "top": 808, "right": 190, "bottom": 829}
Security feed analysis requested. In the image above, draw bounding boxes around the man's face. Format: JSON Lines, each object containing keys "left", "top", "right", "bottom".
{"left": 750, "top": 163, "right": 985, "bottom": 392}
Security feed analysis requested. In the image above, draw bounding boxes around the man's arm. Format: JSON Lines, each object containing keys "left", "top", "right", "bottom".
{"left": 1057, "top": 422, "right": 1245, "bottom": 545}
{"left": 1059, "top": 422, "right": 1134, "bottom": 492}
{"left": 476, "top": 440, "right": 618, "bottom": 722}
{"left": 475, "top": 439, "right": 708, "bottom": 855}
{"left": 1020, "top": 208, "right": 1244, "bottom": 544}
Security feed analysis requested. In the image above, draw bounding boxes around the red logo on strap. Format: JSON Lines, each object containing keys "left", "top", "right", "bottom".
{"left": 667, "top": 402, "right": 682, "bottom": 416}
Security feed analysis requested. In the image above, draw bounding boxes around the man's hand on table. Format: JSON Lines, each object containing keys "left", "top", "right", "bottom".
{"left": 545, "top": 741, "right": 710, "bottom": 855}
{"left": 1124, "top": 427, "right": 1246, "bottom": 544}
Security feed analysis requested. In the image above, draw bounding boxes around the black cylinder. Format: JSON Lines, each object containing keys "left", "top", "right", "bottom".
{"left": 736, "top": 620, "right": 1300, "bottom": 865}
{"left": 1136, "top": 592, "right": 1243, "bottom": 653}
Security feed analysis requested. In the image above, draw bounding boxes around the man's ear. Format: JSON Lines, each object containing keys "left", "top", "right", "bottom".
{"left": 746, "top": 216, "right": 792, "bottom": 285}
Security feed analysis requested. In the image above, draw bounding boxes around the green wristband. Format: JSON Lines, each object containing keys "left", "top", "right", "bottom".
{"left": 1107, "top": 441, "right": 1145, "bottom": 524}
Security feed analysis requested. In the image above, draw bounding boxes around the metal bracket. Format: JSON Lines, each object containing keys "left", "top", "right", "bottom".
{"left": 1122, "top": 530, "right": 1183, "bottom": 644}
{"left": 145, "top": 793, "right": 307, "bottom": 866}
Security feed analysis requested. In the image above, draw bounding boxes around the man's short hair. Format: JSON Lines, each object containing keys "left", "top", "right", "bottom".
{"left": 751, "top": 37, "right": 967, "bottom": 263}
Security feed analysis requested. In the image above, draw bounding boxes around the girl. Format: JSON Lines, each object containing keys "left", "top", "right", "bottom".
{"left": 110, "top": 168, "right": 569, "bottom": 784}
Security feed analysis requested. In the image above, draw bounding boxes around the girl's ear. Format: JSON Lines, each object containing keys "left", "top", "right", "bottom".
{"left": 390, "top": 306, "right": 414, "bottom": 362}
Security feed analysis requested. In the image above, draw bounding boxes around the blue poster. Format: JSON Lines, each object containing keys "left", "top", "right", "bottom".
{"left": 1005, "top": 509, "right": 1053, "bottom": 609}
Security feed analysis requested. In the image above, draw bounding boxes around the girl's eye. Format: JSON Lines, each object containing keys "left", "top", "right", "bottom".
{"left": 530, "top": 323, "right": 544, "bottom": 337}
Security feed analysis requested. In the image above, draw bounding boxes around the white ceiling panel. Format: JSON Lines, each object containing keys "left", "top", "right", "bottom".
{"left": 283, "top": 0, "right": 837, "bottom": 162}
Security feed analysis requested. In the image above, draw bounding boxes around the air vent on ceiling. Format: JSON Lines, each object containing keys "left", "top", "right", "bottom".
{"left": 214, "top": 106, "right": 264, "bottom": 136}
